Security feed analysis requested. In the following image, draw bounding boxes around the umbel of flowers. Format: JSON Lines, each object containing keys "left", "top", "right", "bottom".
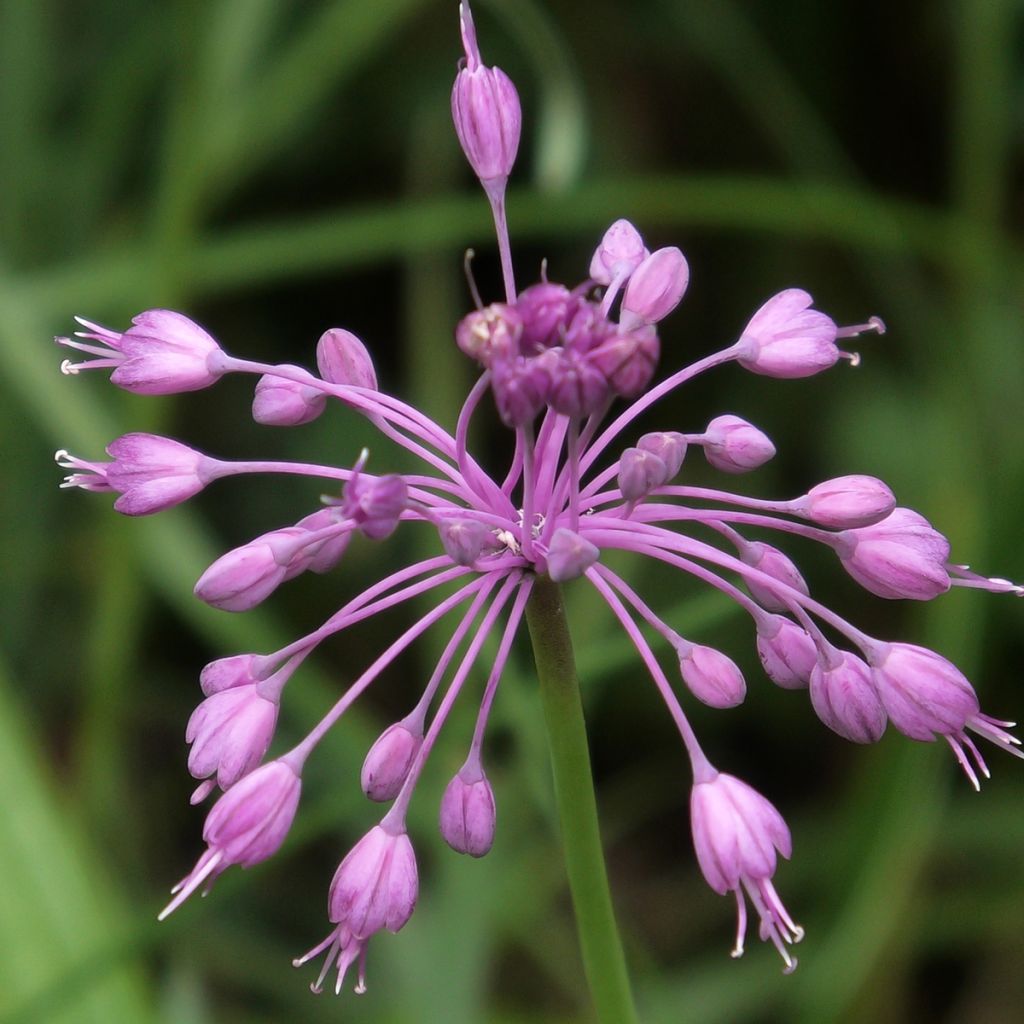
{"left": 55, "top": 0, "right": 1021, "bottom": 993}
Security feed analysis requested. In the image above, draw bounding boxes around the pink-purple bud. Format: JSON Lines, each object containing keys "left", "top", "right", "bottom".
{"left": 451, "top": 2, "right": 521, "bottom": 187}
{"left": 546, "top": 528, "right": 600, "bottom": 582}
{"left": 316, "top": 328, "right": 378, "bottom": 390}
{"left": 200, "top": 654, "right": 261, "bottom": 696}
{"left": 756, "top": 615, "right": 818, "bottom": 689}
{"left": 620, "top": 247, "right": 689, "bottom": 329}
{"left": 589, "top": 219, "right": 649, "bottom": 286}
{"left": 637, "top": 431, "right": 687, "bottom": 478}
{"left": 837, "top": 508, "right": 951, "bottom": 600}
{"left": 105, "top": 433, "right": 218, "bottom": 515}
{"left": 516, "top": 283, "right": 578, "bottom": 354}
{"left": 490, "top": 356, "right": 549, "bottom": 426}
{"left": 343, "top": 472, "right": 408, "bottom": 540}
{"left": 455, "top": 303, "right": 522, "bottom": 367}
{"left": 617, "top": 446, "right": 669, "bottom": 501}
{"left": 742, "top": 542, "right": 810, "bottom": 612}
{"left": 361, "top": 722, "right": 422, "bottom": 802}
{"left": 678, "top": 644, "right": 746, "bottom": 708}
{"left": 294, "top": 508, "right": 352, "bottom": 574}
{"left": 439, "top": 517, "right": 490, "bottom": 566}
{"left": 159, "top": 759, "right": 301, "bottom": 919}
{"left": 586, "top": 325, "right": 659, "bottom": 397}
{"left": 439, "top": 762, "right": 496, "bottom": 857}
{"left": 736, "top": 289, "right": 839, "bottom": 379}
{"left": 799, "top": 475, "right": 895, "bottom": 529}
{"left": 809, "top": 651, "right": 886, "bottom": 744}
{"left": 701, "top": 415, "right": 776, "bottom": 473}
{"left": 252, "top": 368, "right": 326, "bottom": 426}
{"left": 546, "top": 349, "right": 610, "bottom": 417}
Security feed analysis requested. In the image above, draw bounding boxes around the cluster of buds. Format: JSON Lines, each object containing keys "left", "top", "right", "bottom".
{"left": 54, "top": 0, "right": 1020, "bottom": 998}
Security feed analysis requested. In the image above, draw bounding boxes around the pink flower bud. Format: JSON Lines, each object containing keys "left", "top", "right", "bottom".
{"left": 736, "top": 289, "right": 839, "bottom": 379}
{"left": 637, "top": 431, "right": 687, "bottom": 478}
{"left": 252, "top": 368, "right": 326, "bottom": 426}
{"left": 799, "top": 475, "right": 895, "bottom": 528}
{"left": 589, "top": 219, "right": 649, "bottom": 286}
{"left": 105, "top": 433, "right": 218, "bottom": 515}
{"left": 200, "top": 654, "right": 260, "bottom": 696}
{"left": 361, "top": 722, "right": 421, "bottom": 802}
{"left": 690, "top": 772, "right": 801, "bottom": 972}
{"left": 586, "top": 325, "right": 659, "bottom": 397}
{"left": 490, "top": 356, "right": 549, "bottom": 426}
{"left": 439, "top": 517, "right": 490, "bottom": 566}
{"left": 617, "top": 446, "right": 669, "bottom": 501}
{"left": 620, "top": 246, "right": 689, "bottom": 329}
{"left": 756, "top": 615, "right": 818, "bottom": 689}
{"left": 451, "top": 2, "right": 521, "bottom": 186}
{"left": 316, "top": 328, "right": 378, "bottom": 390}
{"left": 546, "top": 527, "right": 599, "bottom": 582}
{"left": 439, "top": 763, "right": 496, "bottom": 857}
{"left": 194, "top": 529, "right": 309, "bottom": 611}
{"left": 546, "top": 349, "right": 610, "bottom": 417}
{"left": 701, "top": 415, "right": 776, "bottom": 473}
{"left": 809, "top": 651, "right": 886, "bottom": 744}
{"left": 343, "top": 472, "right": 408, "bottom": 539}
{"left": 455, "top": 303, "right": 522, "bottom": 366}
{"left": 516, "top": 283, "right": 579, "bottom": 354}
{"left": 293, "top": 508, "right": 352, "bottom": 574}
{"left": 837, "top": 508, "right": 951, "bottom": 600}
{"left": 741, "top": 542, "right": 810, "bottom": 612}
{"left": 159, "top": 759, "right": 301, "bottom": 919}
{"left": 678, "top": 644, "right": 746, "bottom": 708}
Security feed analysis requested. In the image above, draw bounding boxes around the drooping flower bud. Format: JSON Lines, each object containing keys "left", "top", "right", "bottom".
{"left": 546, "top": 528, "right": 599, "bottom": 582}
{"left": 756, "top": 615, "right": 818, "bottom": 689}
{"left": 617, "top": 446, "right": 669, "bottom": 501}
{"left": 438, "top": 517, "right": 490, "bottom": 566}
{"left": 735, "top": 289, "right": 839, "bottom": 379}
{"left": 104, "top": 433, "right": 220, "bottom": 515}
{"left": 455, "top": 303, "right": 522, "bottom": 367}
{"left": 315, "top": 329, "right": 378, "bottom": 390}
{"left": 637, "top": 430, "right": 687, "bottom": 479}
{"left": 678, "top": 643, "right": 746, "bottom": 708}
{"left": 200, "top": 653, "right": 261, "bottom": 696}
{"left": 343, "top": 471, "right": 408, "bottom": 540}
{"left": 836, "top": 508, "right": 951, "bottom": 600}
{"left": 293, "top": 508, "right": 352, "bottom": 574}
{"left": 451, "top": 1, "right": 521, "bottom": 188}
{"left": 741, "top": 542, "right": 810, "bottom": 612}
{"left": 620, "top": 247, "right": 689, "bottom": 329}
{"left": 809, "top": 651, "right": 886, "bottom": 743}
{"left": 589, "top": 219, "right": 649, "bottom": 286}
{"left": 252, "top": 368, "right": 327, "bottom": 426}
{"left": 439, "top": 762, "right": 497, "bottom": 857}
{"left": 361, "top": 721, "right": 422, "bottom": 802}
{"left": 701, "top": 415, "right": 776, "bottom": 473}
{"left": 799, "top": 475, "right": 895, "bottom": 529}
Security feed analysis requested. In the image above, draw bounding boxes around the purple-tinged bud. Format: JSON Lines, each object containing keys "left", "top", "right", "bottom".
{"left": 490, "top": 356, "right": 549, "bottom": 426}
{"left": 58, "top": 310, "right": 226, "bottom": 394}
{"left": 294, "top": 508, "right": 352, "bottom": 574}
{"left": 439, "top": 762, "right": 496, "bottom": 857}
{"left": 516, "top": 283, "right": 578, "bottom": 353}
{"left": 701, "top": 415, "right": 776, "bottom": 473}
{"left": 455, "top": 303, "right": 522, "bottom": 367}
{"left": 809, "top": 651, "right": 886, "bottom": 744}
{"left": 589, "top": 219, "right": 649, "bottom": 286}
{"left": 252, "top": 368, "right": 326, "bottom": 426}
{"left": 690, "top": 772, "right": 801, "bottom": 973}
{"left": 546, "top": 349, "right": 610, "bottom": 417}
{"left": 439, "top": 517, "right": 490, "bottom": 566}
{"left": 194, "top": 529, "right": 311, "bottom": 611}
{"left": 159, "top": 759, "right": 302, "bottom": 919}
{"left": 837, "top": 508, "right": 951, "bottom": 600}
{"left": 637, "top": 431, "right": 687, "bottom": 479}
{"left": 105, "top": 433, "right": 219, "bottom": 516}
{"left": 756, "top": 615, "right": 818, "bottom": 690}
{"left": 361, "top": 722, "right": 422, "bottom": 802}
{"left": 316, "top": 328, "right": 378, "bottom": 390}
{"left": 562, "top": 301, "right": 615, "bottom": 355}
{"left": 587, "top": 325, "right": 659, "bottom": 397}
{"left": 201, "top": 654, "right": 261, "bottom": 696}
{"left": 187, "top": 683, "right": 280, "bottom": 802}
{"left": 799, "top": 475, "right": 895, "bottom": 529}
{"left": 618, "top": 446, "right": 669, "bottom": 501}
{"left": 678, "top": 644, "right": 746, "bottom": 708}
{"left": 620, "top": 247, "right": 689, "bottom": 329}
{"left": 736, "top": 289, "right": 839, "bottom": 379}
{"left": 547, "top": 528, "right": 599, "bottom": 582}
{"left": 343, "top": 472, "right": 408, "bottom": 539}
{"left": 741, "top": 542, "right": 810, "bottom": 612}
{"left": 451, "top": 2, "right": 521, "bottom": 187}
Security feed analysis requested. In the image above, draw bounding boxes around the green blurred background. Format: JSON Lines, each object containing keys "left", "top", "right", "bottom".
{"left": 2, "top": 1, "right": 1022, "bottom": 1021}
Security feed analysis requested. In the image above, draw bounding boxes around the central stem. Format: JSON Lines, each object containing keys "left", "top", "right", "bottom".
{"left": 525, "top": 576, "right": 639, "bottom": 1024}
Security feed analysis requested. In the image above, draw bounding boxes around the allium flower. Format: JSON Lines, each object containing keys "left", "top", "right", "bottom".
{"left": 56, "top": 0, "right": 1022, "bottom": 999}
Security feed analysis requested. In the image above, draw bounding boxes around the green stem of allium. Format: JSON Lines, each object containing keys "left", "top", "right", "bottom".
{"left": 525, "top": 576, "right": 639, "bottom": 1024}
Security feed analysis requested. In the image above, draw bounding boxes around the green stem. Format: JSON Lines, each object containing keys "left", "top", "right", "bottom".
{"left": 525, "top": 576, "right": 639, "bottom": 1024}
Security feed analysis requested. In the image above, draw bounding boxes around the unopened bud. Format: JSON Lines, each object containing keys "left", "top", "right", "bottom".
{"left": 316, "top": 328, "right": 378, "bottom": 390}
{"left": 756, "top": 615, "right": 817, "bottom": 690}
{"left": 620, "top": 247, "right": 689, "bottom": 329}
{"left": 742, "top": 542, "right": 810, "bottom": 612}
{"left": 701, "top": 415, "right": 776, "bottom": 473}
{"left": 678, "top": 643, "right": 746, "bottom": 708}
{"left": 637, "top": 431, "right": 687, "bottom": 479}
{"left": 439, "top": 763, "right": 496, "bottom": 857}
{"left": 252, "top": 369, "right": 326, "bottom": 426}
{"left": 361, "top": 722, "right": 422, "bottom": 802}
{"left": 617, "top": 447, "right": 669, "bottom": 501}
{"left": 547, "top": 528, "right": 599, "bottom": 582}
{"left": 589, "top": 219, "right": 649, "bottom": 286}
{"left": 809, "top": 651, "right": 887, "bottom": 743}
{"left": 439, "top": 517, "right": 490, "bottom": 566}
{"left": 800, "top": 475, "right": 895, "bottom": 529}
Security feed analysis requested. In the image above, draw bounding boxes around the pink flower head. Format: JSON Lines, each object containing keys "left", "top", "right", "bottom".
{"left": 735, "top": 289, "right": 839, "bottom": 379}
{"left": 159, "top": 759, "right": 301, "bottom": 920}
{"left": 756, "top": 616, "right": 818, "bottom": 690}
{"left": 361, "top": 721, "right": 422, "bottom": 802}
{"left": 316, "top": 328, "right": 378, "bottom": 390}
{"left": 589, "top": 219, "right": 649, "bottom": 287}
{"left": 620, "top": 246, "right": 689, "bottom": 330}
{"left": 700, "top": 415, "right": 776, "bottom": 473}
{"left": 798, "top": 474, "right": 896, "bottom": 529}
{"left": 439, "top": 761, "right": 497, "bottom": 857}
{"left": 103, "top": 433, "right": 219, "bottom": 515}
{"left": 868, "top": 643, "right": 1024, "bottom": 789}
{"left": 252, "top": 367, "right": 327, "bottom": 426}
{"left": 677, "top": 644, "right": 746, "bottom": 709}
{"left": 809, "top": 650, "right": 887, "bottom": 744}
{"left": 57, "top": 310, "right": 225, "bottom": 394}
{"left": 451, "top": 1, "right": 521, "bottom": 189}
{"left": 690, "top": 772, "right": 802, "bottom": 973}
{"left": 295, "top": 825, "right": 418, "bottom": 995}
{"left": 837, "top": 507, "right": 951, "bottom": 600}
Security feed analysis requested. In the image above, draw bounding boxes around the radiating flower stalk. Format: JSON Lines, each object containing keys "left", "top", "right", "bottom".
{"left": 55, "top": 0, "right": 1022, "bottom": 1011}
